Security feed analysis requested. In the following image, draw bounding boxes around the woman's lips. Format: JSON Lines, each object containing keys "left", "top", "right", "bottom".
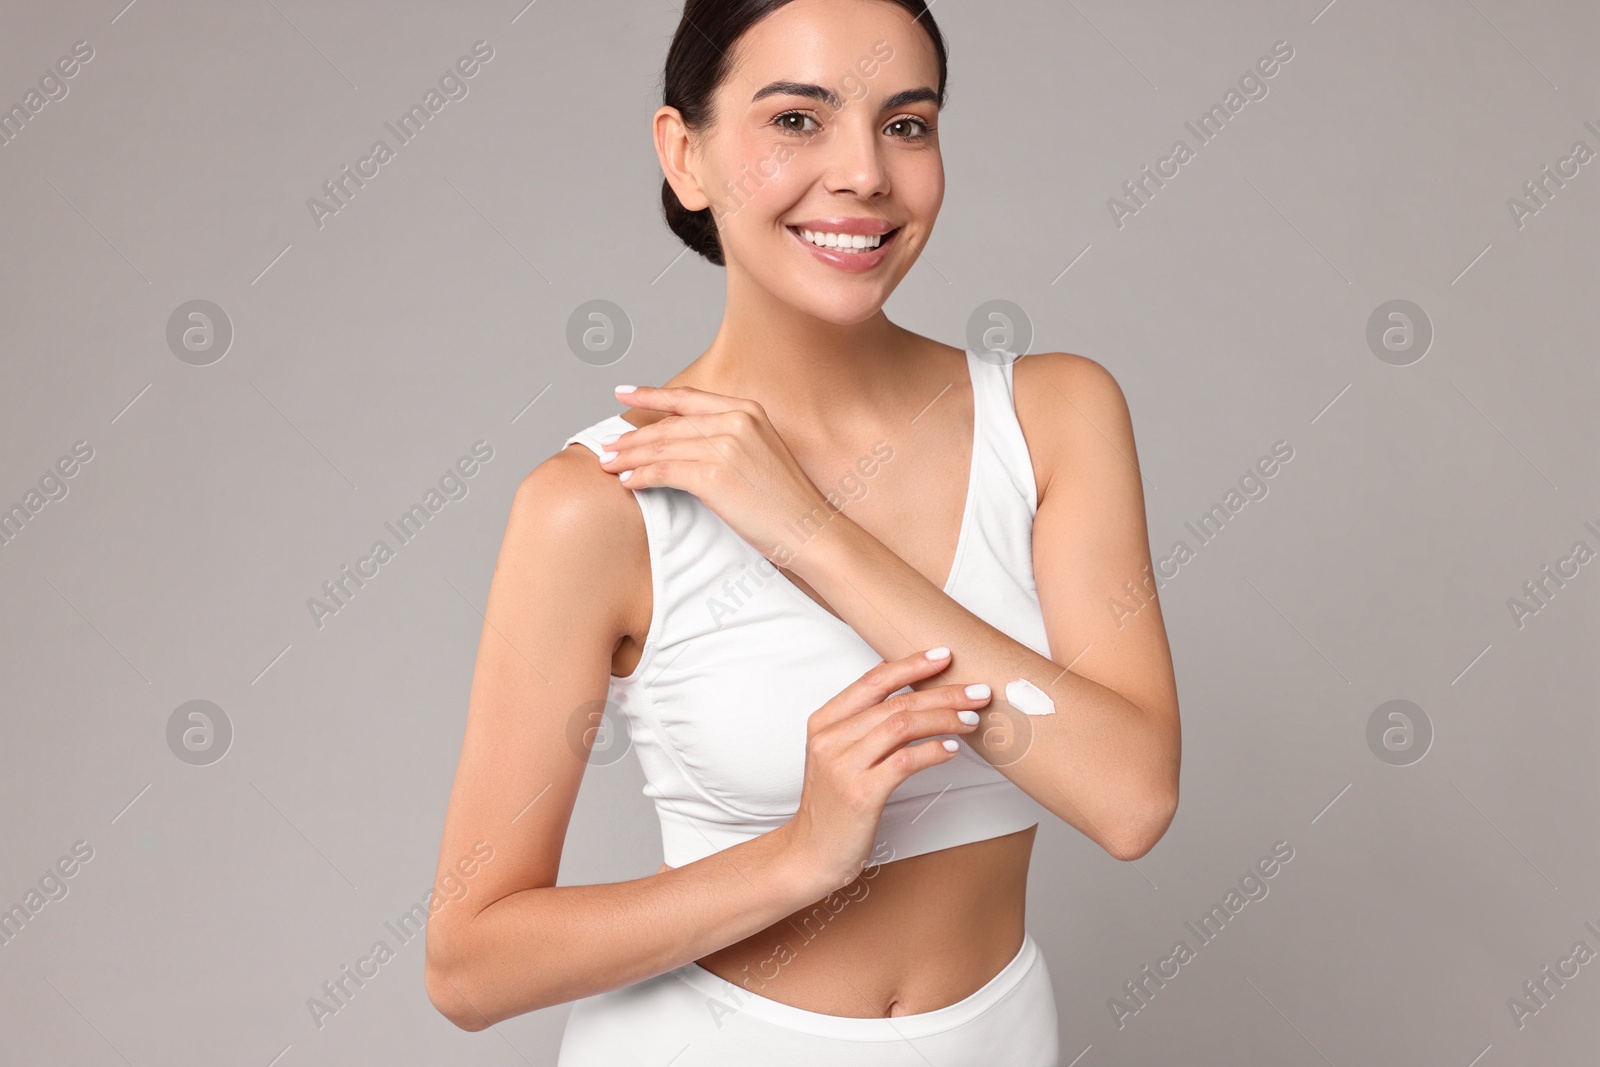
{"left": 788, "top": 226, "right": 898, "bottom": 274}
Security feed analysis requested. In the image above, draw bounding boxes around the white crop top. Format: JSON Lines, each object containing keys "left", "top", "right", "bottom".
{"left": 562, "top": 350, "right": 1054, "bottom": 868}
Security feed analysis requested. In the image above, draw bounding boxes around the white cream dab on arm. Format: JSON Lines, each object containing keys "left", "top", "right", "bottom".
{"left": 1005, "top": 678, "right": 1056, "bottom": 716}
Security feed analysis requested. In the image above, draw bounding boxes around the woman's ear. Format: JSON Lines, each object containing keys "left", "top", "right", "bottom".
{"left": 654, "top": 105, "right": 711, "bottom": 212}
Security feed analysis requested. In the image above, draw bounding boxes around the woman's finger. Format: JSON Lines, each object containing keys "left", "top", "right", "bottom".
{"left": 852, "top": 703, "right": 982, "bottom": 768}
{"left": 614, "top": 383, "right": 765, "bottom": 418}
{"left": 807, "top": 649, "right": 953, "bottom": 733}
{"left": 600, "top": 409, "right": 753, "bottom": 459}
{"left": 598, "top": 435, "right": 726, "bottom": 488}
{"left": 838, "top": 682, "right": 992, "bottom": 745}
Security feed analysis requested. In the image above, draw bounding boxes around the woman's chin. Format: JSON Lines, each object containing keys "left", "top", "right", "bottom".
{"left": 777, "top": 269, "right": 898, "bottom": 324}
{"left": 793, "top": 294, "right": 890, "bottom": 326}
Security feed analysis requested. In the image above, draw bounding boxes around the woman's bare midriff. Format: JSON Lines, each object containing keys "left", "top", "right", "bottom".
{"left": 658, "top": 825, "right": 1036, "bottom": 1018}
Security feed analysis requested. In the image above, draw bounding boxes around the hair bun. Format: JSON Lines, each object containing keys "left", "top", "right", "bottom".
{"left": 661, "top": 178, "right": 724, "bottom": 267}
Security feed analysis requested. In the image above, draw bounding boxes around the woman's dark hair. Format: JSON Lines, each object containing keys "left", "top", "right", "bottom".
{"left": 660, "top": 0, "right": 948, "bottom": 266}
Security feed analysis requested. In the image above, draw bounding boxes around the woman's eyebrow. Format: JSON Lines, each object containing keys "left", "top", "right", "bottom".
{"left": 750, "top": 81, "right": 940, "bottom": 111}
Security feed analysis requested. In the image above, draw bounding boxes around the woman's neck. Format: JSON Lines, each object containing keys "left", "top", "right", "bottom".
{"left": 676, "top": 276, "right": 926, "bottom": 439}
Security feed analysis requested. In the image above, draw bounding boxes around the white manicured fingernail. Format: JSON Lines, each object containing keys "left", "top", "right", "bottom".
{"left": 598, "top": 451, "right": 617, "bottom": 462}
{"left": 941, "top": 739, "right": 959, "bottom": 752}
{"left": 925, "top": 646, "right": 950, "bottom": 660}
{"left": 964, "top": 683, "right": 990, "bottom": 700}
{"left": 957, "top": 710, "right": 980, "bottom": 725}
{"left": 618, "top": 470, "right": 633, "bottom": 482}
{"left": 614, "top": 384, "right": 637, "bottom": 393}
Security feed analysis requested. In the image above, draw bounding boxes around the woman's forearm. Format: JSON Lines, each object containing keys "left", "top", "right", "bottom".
{"left": 787, "top": 514, "right": 1180, "bottom": 858}
{"left": 425, "top": 823, "right": 828, "bottom": 1029}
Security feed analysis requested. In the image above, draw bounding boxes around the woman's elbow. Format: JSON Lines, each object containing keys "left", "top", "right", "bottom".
{"left": 424, "top": 930, "right": 493, "bottom": 1031}
{"left": 1105, "top": 782, "right": 1178, "bottom": 862}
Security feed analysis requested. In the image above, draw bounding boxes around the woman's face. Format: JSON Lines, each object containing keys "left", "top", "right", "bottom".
{"left": 679, "top": 0, "right": 944, "bottom": 325}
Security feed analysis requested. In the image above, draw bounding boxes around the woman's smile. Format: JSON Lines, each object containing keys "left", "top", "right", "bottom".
{"left": 786, "top": 221, "right": 901, "bottom": 272}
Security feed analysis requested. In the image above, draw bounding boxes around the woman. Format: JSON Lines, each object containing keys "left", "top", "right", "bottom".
{"left": 425, "top": 0, "right": 1181, "bottom": 1061}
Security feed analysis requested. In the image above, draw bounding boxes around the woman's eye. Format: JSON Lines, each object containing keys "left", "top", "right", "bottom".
{"left": 886, "top": 116, "right": 933, "bottom": 139}
{"left": 775, "top": 111, "right": 819, "bottom": 134}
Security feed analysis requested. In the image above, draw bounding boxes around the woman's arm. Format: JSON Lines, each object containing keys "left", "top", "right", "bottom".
{"left": 423, "top": 451, "right": 832, "bottom": 1031}
{"left": 783, "top": 354, "right": 1181, "bottom": 861}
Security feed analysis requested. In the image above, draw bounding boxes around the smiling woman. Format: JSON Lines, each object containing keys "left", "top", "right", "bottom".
{"left": 423, "top": 0, "right": 1181, "bottom": 1063}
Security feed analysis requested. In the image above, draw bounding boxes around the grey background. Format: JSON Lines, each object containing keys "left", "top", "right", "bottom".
{"left": 1, "top": 0, "right": 1595, "bottom": 1063}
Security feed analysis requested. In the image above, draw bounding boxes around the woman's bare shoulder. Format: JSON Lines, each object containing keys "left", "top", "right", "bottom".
{"left": 1012, "top": 352, "right": 1131, "bottom": 503}
{"left": 520, "top": 441, "right": 641, "bottom": 527}
{"left": 493, "top": 442, "right": 650, "bottom": 636}
{"left": 1011, "top": 352, "right": 1128, "bottom": 430}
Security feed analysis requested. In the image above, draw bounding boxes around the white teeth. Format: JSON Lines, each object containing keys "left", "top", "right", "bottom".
{"left": 799, "top": 228, "right": 885, "bottom": 251}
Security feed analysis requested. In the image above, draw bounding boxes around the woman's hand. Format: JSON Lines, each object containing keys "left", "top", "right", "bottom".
{"left": 599, "top": 384, "right": 835, "bottom": 568}
{"left": 780, "top": 646, "right": 993, "bottom": 895}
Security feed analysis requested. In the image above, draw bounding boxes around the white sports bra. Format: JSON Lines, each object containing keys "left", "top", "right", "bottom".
{"left": 562, "top": 350, "right": 1054, "bottom": 868}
